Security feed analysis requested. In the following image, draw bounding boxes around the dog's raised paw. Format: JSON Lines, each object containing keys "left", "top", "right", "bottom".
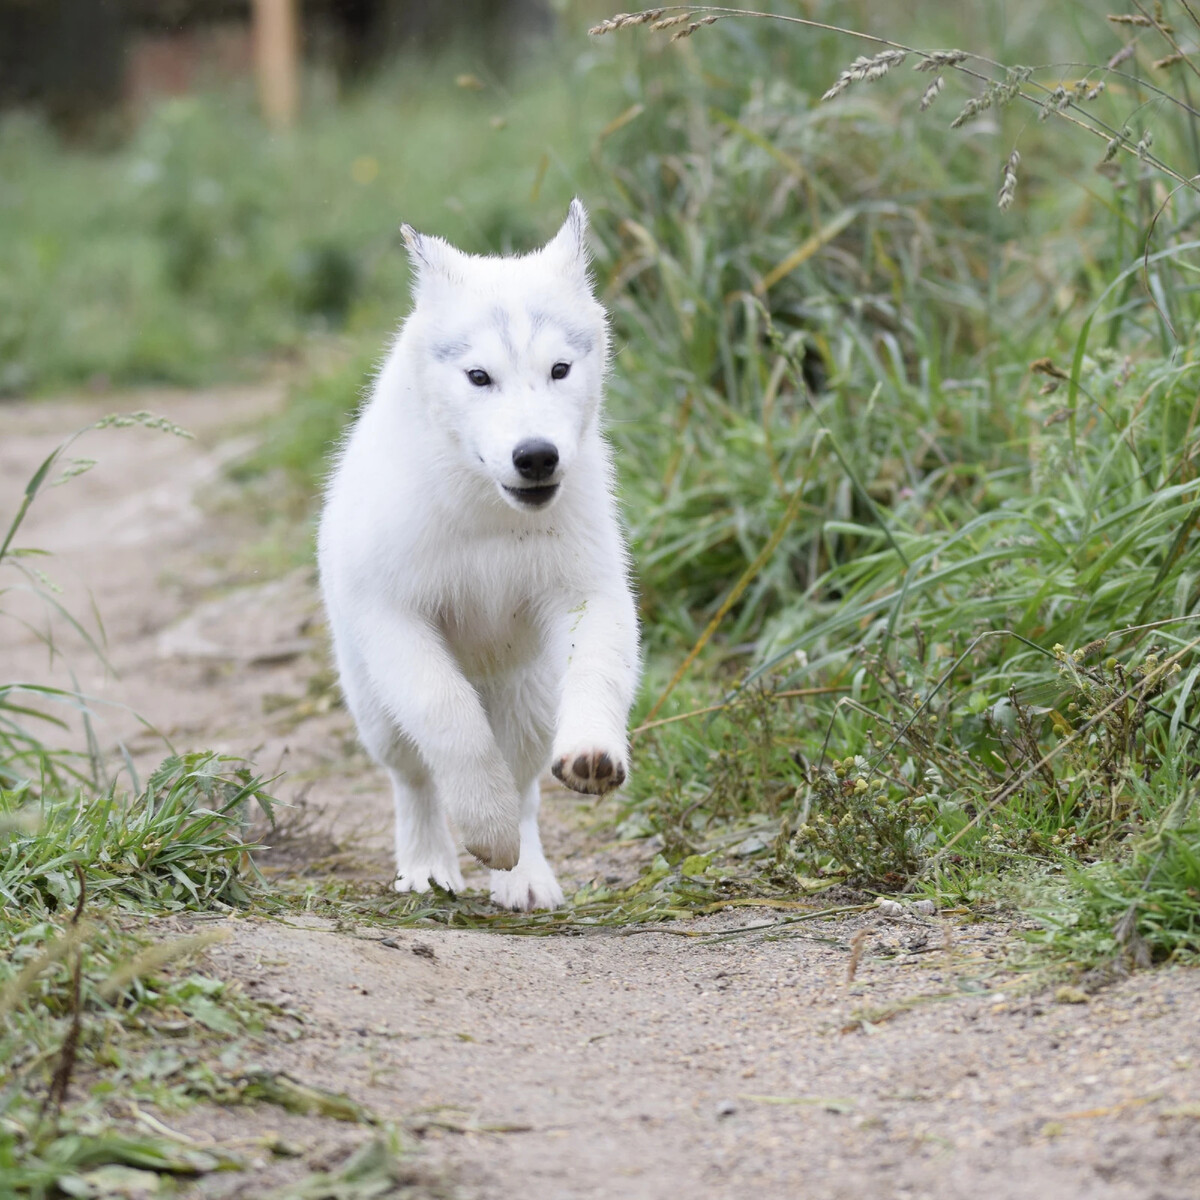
{"left": 551, "top": 747, "right": 627, "bottom": 795}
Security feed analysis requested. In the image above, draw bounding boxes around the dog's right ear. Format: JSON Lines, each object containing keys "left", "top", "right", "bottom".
{"left": 542, "top": 198, "right": 590, "bottom": 279}
{"left": 401, "top": 224, "right": 461, "bottom": 290}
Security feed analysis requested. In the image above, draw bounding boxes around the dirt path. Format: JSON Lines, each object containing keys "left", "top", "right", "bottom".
{"left": 6, "top": 390, "right": 1200, "bottom": 1200}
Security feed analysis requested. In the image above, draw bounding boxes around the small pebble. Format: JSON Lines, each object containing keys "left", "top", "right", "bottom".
{"left": 911, "top": 899, "right": 936, "bottom": 915}
{"left": 715, "top": 1099, "right": 737, "bottom": 1118}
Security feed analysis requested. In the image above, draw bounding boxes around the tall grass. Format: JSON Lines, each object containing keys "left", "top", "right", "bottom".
{"left": 579, "top": 3, "right": 1200, "bottom": 961}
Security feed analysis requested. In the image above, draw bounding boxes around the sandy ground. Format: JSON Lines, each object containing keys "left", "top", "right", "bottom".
{"left": 5, "top": 387, "right": 1200, "bottom": 1200}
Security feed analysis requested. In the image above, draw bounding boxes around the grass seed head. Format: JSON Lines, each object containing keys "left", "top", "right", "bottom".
{"left": 650, "top": 13, "right": 694, "bottom": 30}
{"left": 915, "top": 50, "right": 968, "bottom": 72}
{"left": 1107, "top": 43, "right": 1137, "bottom": 69}
{"left": 919, "top": 75, "right": 945, "bottom": 112}
{"left": 998, "top": 150, "right": 1020, "bottom": 211}
{"left": 821, "top": 50, "right": 908, "bottom": 103}
{"left": 1039, "top": 85, "right": 1070, "bottom": 121}
{"left": 671, "top": 16, "right": 720, "bottom": 41}
{"left": 950, "top": 93, "right": 990, "bottom": 129}
{"left": 1103, "top": 126, "right": 1130, "bottom": 161}
{"left": 589, "top": 9, "right": 667, "bottom": 36}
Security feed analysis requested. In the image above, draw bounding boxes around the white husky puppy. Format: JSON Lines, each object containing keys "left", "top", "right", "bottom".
{"left": 317, "top": 200, "right": 640, "bottom": 911}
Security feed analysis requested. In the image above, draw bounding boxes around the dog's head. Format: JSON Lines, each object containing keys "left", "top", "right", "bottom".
{"left": 400, "top": 200, "right": 609, "bottom": 513}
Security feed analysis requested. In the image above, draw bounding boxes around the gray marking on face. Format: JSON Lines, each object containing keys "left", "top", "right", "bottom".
{"left": 433, "top": 340, "right": 469, "bottom": 363}
{"left": 561, "top": 325, "right": 595, "bottom": 355}
{"left": 528, "top": 311, "right": 594, "bottom": 356}
{"left": 492, "top": 308, "right": 516, "bottom": 358}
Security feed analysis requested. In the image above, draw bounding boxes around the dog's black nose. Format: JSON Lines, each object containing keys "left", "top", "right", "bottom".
{"left": 512, "top": 439, "right": 559, "bottom": 482}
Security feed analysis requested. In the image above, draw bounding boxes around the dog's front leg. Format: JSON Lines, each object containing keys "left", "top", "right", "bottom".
{"left": 551, "top": 585, "right": 640, "bottom": 795}
{"left": 358, "top": 605, "right": 522, "bottom": 868}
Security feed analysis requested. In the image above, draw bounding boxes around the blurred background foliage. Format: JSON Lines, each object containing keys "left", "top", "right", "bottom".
{"left": 4, "top": 0, "right": 1200, "bottom": 951}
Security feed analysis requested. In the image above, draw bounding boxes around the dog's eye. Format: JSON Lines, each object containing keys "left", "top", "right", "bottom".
{"left": 550, "top": 362, "right": 571, "bottom": 381}
{"left": 466, "top": 369, "right": 492, "bottom": 387}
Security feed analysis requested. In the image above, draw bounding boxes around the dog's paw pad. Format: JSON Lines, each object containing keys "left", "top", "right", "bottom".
{"left": 552, "top": 748, "right": 626, "bottom": 795}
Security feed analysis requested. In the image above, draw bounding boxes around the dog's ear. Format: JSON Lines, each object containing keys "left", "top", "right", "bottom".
{"left": 543, "top": 198, "right": 590, "bottom": 278}
{"left": 401, "top": 224, "right": 461, "bottom": 289}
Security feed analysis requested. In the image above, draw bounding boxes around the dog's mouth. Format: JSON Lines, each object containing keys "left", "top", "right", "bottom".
{"left": 502, "top": 483, "right": 560, "bottom": 509}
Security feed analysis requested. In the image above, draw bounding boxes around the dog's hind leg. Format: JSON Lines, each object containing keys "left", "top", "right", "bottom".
{"left": 489, "top": 781, "right": 564, "bottom": 912}
{"left": 388, "top": 768, "right": 466, "bottom": 895}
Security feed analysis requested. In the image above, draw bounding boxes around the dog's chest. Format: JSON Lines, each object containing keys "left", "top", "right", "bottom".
{"left": 438, "top": 597, "right": 544, "bottom": 681}
{"left": 424, "top": 535, "right": 560, "bottom": 681}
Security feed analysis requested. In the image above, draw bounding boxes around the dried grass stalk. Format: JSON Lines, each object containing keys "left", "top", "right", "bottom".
{"left": 915, "top": 50, "right": 968, "bottom": 72}
{"left": 845, "top": 928, "right": 869, "bottom": 986}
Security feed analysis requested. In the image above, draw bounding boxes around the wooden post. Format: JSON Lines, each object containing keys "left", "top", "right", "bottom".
{"left": 252, "top": 0, "right": 300, "bottom": 130}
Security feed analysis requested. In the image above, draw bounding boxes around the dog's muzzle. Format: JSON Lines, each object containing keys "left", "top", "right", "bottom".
{"left": 505, "top": 438, "right": 560, "bottom": 508}
{"left": 502, "top": 483, "right": 560, "bottom": 508}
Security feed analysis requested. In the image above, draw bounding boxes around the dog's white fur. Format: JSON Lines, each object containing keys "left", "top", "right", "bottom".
{"left": 317, "top": 201, "right": 640, "bottom": 911}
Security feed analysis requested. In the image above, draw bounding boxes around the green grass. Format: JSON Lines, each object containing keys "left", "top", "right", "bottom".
{"left": 0, "top": 754, "right": 272, "bottom": 1196}
{"left": 0, "top": 740, "right": 420, "bottom": 1195}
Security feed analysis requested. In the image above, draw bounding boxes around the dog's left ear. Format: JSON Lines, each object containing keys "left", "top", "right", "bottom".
{"left": 543, "top": 198, "right": 590, "bottom": 278}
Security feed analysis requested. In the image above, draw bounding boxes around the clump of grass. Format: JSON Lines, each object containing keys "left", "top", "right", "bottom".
{"left": 622, "top": 679, "right": 807, "bottom": 854}
{"left": 1035, "top": 785, "right": 1200, "bottom": 968}
{"left": 1, "top": 751, "right": 276, "bottom": 916}
{"left": 0, "top": 762, "right": 272, "bottom": 1198}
